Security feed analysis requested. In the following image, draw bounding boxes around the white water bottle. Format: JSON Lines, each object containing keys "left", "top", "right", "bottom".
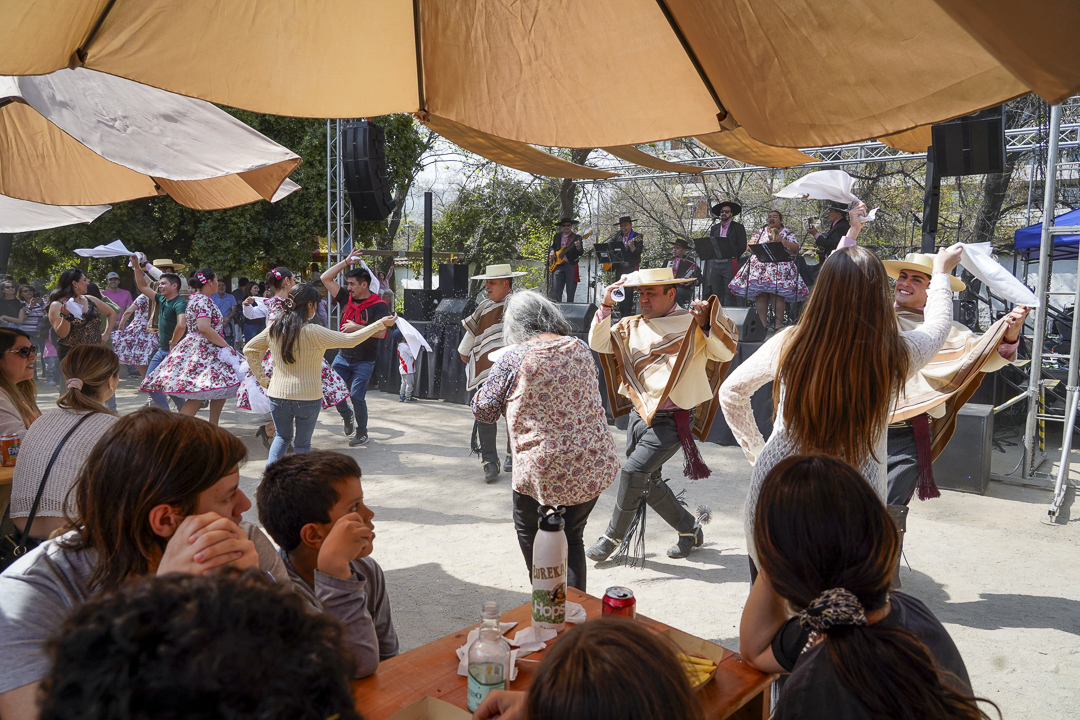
{"left": 467, "top": 602, "right": 511, "bottom": 712}
{"left": 531, "top": 505, "right": 568, "bottom": 632}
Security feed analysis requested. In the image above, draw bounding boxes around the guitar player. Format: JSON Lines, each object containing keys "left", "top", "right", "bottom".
{"left": 548, "top": 217, "right": 585, "bottom": 302}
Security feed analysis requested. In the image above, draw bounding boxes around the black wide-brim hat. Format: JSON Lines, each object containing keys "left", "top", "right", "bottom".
{"left": 712, "top": 201, "right": 742, "bottom": 217}
{"left": 613, "top": 216, "right": 637, "bottom": 225}
{"left": 669, "top": 238, "right": 692, "bottom": 249}
{"left": 827, "top": 201, "right": 850, "bottom": 213}
{"left": 558, "top": 217, "right": 579, "bottom": 225}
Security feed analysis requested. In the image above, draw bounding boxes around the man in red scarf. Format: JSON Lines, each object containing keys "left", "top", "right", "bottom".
{"left": 321, "top": 253, "right": 389, "bottom": 447}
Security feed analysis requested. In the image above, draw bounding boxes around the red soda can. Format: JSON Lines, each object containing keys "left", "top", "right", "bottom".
{"left": 602, "top": 587, "right": 636, "bottom": 618}
{"left": 0, "top": 435, "right": 18, "bottom": 467}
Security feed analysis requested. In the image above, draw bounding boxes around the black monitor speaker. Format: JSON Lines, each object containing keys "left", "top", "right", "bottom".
{"left": 723, "top": 307, "right": 766, "bottom": 344}
{"left": 433, "top": 297, "right": 476, "bottom": 325}
{"left": 342, "top": 120, "right": 397, "bottom": 222}
{"left": 931, "top": 106, "right": 1006, "bottom": 177}
{"left": 933, "top": 403, "right": 993, "bottom": 495}
{"left": 439, "top": 264, "right": 470, "bottom": 298}
{"left": 403, "top": 289, "right": 441, "bottom": 321}
{"left": 557, "top": 303, "right": 597, "bottom": 333}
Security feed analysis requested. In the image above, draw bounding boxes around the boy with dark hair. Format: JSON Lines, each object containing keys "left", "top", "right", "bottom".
{"left": 39, "top": 571, "right": 362, "bottom": 720}
{"left": 257, "top": 451, "right": 398, "bottom": 677}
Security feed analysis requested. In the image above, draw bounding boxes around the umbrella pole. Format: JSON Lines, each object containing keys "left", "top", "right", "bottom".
{"left": 1023, "top": 103, "right": 1061, "bottom": 480}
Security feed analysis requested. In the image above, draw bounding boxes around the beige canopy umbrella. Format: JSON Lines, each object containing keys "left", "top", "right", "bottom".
{"left": 0, "top": 67, "right": 300, "bottom": 210}
{"left": 0, "top": 0, "right": 1074, "bottom": 158}
{"left": 0, "top": 193, "right": 110, "bottom": 233}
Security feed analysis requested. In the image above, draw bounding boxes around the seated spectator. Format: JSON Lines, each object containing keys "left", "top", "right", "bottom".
{"left": 38, "top": 570, "right": 362, "bottom": 720}
{"left": 257, "top": 451, "right": 398, "bottom": 678}
{"left": 739, "top": 454, "right": 996, "bottom": 720}
{"left": 474, "top": 617, "right": 703, "bottom": 720}
{"left": 0, "top": 408, "right": 287, "bottom": 720}
{"left": 0, "top": 328, "right": 41, "bottom": 438}
{"left": 10, "top": 345, "right": 120, "bottom": 544}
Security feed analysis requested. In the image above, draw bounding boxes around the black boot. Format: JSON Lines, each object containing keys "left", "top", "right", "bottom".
{"left": 586, "top": 535, "right": 620, "bottom": 562}
{"left": 667, "top": 525, "right": 704, "bottom": 559}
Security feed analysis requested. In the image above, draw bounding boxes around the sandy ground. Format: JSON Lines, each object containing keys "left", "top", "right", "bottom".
{"left": 88, "top": 374, "right": 1080, "bottom": 719}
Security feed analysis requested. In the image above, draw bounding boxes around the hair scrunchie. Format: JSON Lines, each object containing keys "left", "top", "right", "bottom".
{"left": 282, "top": 297, "right": 296, "bottom": 311}
{"left": 798, "top": 588, "right": 868, "bottom": 632}
{"left": 196, "top": 272, "right": 208, "bottom": 284}
{"left": 66, "top": 378, "right": 84, "bottom": 390}
{"left": 272, "top": 268, "right": 282, "bottom": 279}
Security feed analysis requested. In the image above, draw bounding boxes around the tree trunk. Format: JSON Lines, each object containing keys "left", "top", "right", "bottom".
{"left": 971, "top": 154, "right": 1019, "bottom": 245}
{"left": 0, "top": 234, "right": 11, "bottom": 276}
{"left": 559, "top": 149, "right": 594, "bottom": 219}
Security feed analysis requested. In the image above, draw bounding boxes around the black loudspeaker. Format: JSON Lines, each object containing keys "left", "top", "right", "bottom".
{"left": 557, "top": 303, "right": 597, "bottom": 332}
{"left": 433, "top": 297, "right": 476, "bottom": 325}
{"left": 439, "top": 264, "right": 470, "bottom": 299}
{"left": 342, "top": 120, "right": 396, "bottom": 222}
{"left": 931, "top": 106, "right": 1006, "bottom": 177}
{"left": 932, "top": 403, "right": 994, "bottom": 495}
{"left": 403, "top": 289, "right": 441, "bottom": 321}
{"left": 723, "top": 307, "right": 766, "bottom": 343}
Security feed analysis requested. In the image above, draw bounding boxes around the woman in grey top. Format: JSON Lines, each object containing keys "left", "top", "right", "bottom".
{"left": 0, "top": 408, "right": 285, "bottom": 720}
{"left": 10, "top": 344, "right": 120, "bottom": 541}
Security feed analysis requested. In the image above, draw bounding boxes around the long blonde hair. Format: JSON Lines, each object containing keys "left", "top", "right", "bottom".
{"left": 774, "top": 247, "right": 909, "bottom": 466}
{"left": 0, "top": 328, "right": 40, "bottom": 428}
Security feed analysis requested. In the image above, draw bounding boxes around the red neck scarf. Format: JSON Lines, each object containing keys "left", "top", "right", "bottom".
{"left": 340, "top": 293, "right": 385, "bottom": 329}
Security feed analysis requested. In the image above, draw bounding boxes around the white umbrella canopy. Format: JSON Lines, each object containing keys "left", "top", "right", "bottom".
{"left": 0, "top": 0, "right": 1074, "bottom": 155}
{"left": 0, "top": 68, "right": 301, "bottom": 210}
{"left": 0, "top": 193, "right": 110, "bottom": 233}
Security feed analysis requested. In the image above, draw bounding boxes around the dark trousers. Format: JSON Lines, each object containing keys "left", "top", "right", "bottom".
{"left": 603, "top": 410, "right": 696, "bottom": 540}
{"left": 704, "top": 259, "right": 739, "bottom": 306}
{"left": 551, "top": 264, "right": 578, "bottom": 303}
{"left": 513, "top": 491, "right": 598, "bottom": 592}
{"left": 886, "top": 425, "right": 920, "bottom": 507}
{"left": 475, "top": 419, "right": 510, "bottom": 464}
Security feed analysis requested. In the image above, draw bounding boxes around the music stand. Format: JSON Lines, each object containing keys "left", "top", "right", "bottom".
{"left": 695, "top": 237, "right": 742, "bottom": 261}
{"left": 594, "top": 242, "right": 627, "bottom": 267}
{"left": 749, "top": 242, "right": 791, "bottom": 264}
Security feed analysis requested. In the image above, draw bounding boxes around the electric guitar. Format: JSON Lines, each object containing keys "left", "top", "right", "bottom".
{"left": 549, "top": 231, "right": 593, "bottom": 272}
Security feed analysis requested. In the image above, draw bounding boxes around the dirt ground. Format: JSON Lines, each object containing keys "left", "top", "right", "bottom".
{"left": 93, "top": 375, "right": 1080, "bottom": 719}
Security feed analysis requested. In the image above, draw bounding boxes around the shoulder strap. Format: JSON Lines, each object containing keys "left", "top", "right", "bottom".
{"left": 13, "top": 412, "right": 97, "bottom": 553}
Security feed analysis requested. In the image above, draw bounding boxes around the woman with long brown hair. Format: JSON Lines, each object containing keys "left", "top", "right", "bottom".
{"left": 0, "top": 328, "right": 40, "bottom": 439}
{"left": 0, "top": 408, "right": 286, "bottom": 720}
{"left": 10, "top": 345, "right": 120, "bottom": 543}
{"left": 740, "top": 455, "right": 996, "bottom": 720}
{"left": 718, "top": 205, "right": 961, "bottom": 567}
{"left": 244, "top": 282, "right": 395, "bottom": 464}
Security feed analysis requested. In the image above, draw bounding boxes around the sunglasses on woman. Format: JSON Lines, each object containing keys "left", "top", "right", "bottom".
{"left": 4, "top": 345, "right": 38, "bottom": 358}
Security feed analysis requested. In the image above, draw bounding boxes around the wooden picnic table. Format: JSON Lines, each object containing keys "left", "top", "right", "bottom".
{"left": 353, "top": 588, "right": 773, "bottom": 720}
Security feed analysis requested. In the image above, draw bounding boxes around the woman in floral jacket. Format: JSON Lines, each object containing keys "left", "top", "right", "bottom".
{"left": 472, "top": 290, "right": 619, "bottom": 592}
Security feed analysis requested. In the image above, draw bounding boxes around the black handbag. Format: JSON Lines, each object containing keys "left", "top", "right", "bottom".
{"left": 0, "top": 413, "right": 94, "bottom": 571}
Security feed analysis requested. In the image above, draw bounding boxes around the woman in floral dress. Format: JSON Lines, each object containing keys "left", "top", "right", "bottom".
{"left": 112, "top": 292, "right": 158, "bottom": 376}
{"left": 237, "top": 267, "right": 351, "bottom": 446}
{"left": 727, "top": 209, "right": 809, "bottom": 334}
{"left": 141, "top": 268, "right": 241, "bottom": 426}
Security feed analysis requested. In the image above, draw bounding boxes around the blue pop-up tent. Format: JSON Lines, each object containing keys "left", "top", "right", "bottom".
{"left": 1014, "top": 207, "right": 1080, "bottom": 260}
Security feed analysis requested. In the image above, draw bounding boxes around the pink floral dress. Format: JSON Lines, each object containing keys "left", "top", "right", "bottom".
{"left": 236, "top": 296, "right": 351, "bottom": 410}
{"left": 112, "top": 294, "right": 157, "bottom": 366}
{"left": 727, "top": 226, "right": 809, "bottom": 302}
{"left": 141, "top": 293, "right": 241, "bottom": 400}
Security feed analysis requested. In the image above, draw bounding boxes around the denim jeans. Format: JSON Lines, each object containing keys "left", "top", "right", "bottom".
{"left": 330, "top": 355, "right": 375, "bottom": 436}
{"left": 145, "top": 348, "right": 183, "bottom": 411}
{"left": 268, "top": 397, "right": 323, "bottom": 464}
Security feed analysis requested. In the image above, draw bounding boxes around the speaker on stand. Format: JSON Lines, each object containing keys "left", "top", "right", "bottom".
{"left": 342, "top": 120, "right": 396, "bottom": 222}
{"left": 557, "top": 303, "right": 598, "bottom": 334}
{"left": 722, "top": 307, "right": 767, "bottom": 344}
{"left": 439, "top": 264, "right": 470, "bottom": 299}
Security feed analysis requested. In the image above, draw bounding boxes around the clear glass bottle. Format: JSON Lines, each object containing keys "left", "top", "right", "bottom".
{"left": 466, "top": 601, "right": 511, "bottom": 712}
